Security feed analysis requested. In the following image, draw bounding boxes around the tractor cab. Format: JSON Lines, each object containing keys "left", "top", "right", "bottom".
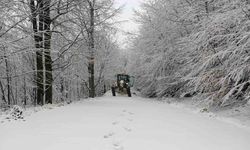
{"left": 116, "top": 74, "right": 134, "bottom": 87}
{"left": 112, "top": 74, "right": 134, "bottom": 97}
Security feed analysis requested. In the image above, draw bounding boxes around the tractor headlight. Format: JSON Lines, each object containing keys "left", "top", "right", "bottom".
{"left": 120, "top": 80, "right": 124, "bottom": 84}
{"left": 119, "top": 80, "right": 125, "bottom": 87}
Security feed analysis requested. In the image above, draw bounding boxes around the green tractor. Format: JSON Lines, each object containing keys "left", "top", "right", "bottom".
{"left": 111, "top": 74, "right": 135, "bottom": 97}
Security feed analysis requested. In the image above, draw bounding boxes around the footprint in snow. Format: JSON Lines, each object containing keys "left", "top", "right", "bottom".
{"left": 128, "top": 112, "right": 134, "bottom": 115}
{"left": 127, "top": 118, "right": 133, "bottom": 122}
{"left": 104, "top": 132, "right": 115, "bottom": 139}
{"left": 124, "top": 127, "right": 132, "bottom": 132}
{"left": 113, "top": 142, "right": 124, "bottom": 150}
{"left": 112, "top": 121, "right": 119, "bottom": 125}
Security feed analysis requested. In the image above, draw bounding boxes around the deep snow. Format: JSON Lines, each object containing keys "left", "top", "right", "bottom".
{"left": 1, "top": 94, "right": 250, "bottom": 150}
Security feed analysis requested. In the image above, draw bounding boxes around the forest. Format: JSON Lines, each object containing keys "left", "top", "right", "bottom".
{"left": 1, "top": 1, "right": 250, "bottom": 150}
{"left": 1, "top": 0, "right": 250, "bottom": 109}
{"left": 0, "top": 0, "right": 125, "bottom": 107}
{"left": 129, "top": 0, "right": 250, "bottom": 109}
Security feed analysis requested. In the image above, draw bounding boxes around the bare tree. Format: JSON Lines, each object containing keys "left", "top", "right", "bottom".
{"left": 29, "top": 0, "right": 73, "bottom": 105}
{"left": 72, "top": 0, "right": 122, "bottom": 98}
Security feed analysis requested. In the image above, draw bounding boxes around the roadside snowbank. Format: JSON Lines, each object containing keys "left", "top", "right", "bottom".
{"left": 160, "top": 96, "right": 250, "bottom": 130}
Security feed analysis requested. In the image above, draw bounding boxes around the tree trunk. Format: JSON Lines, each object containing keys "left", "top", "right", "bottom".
{"left": 44, "top": 0, "right": 53, "bottom": 104}
{"left": 205, "top": 1, "right": 209, "bottom": 15}
{"left": 4, "top": 54, "right": 11, "bottom": 105}
{"left": 104, "top": 84, "right": 106, "bottom": 94}
{"left": 88, "top": 5, "right": 95, "bottom": 98}
{"left": 30, "top": 0, "right": 44, "bottom": 105}
{"left": 30, "top": 0, "right": 53, "bottom": 105}
{"left": 23, "top": 77, "right": 27, "bottom": 106}
{"left": 60, "top": 74, "right": 64, "bottom": 101}
{"left": 0, "top": 80, "right": 7, "bottom": 104}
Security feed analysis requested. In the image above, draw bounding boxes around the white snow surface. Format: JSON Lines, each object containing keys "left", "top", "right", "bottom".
{"left": 1, "top": 93, "right": 250, "bottom": 150}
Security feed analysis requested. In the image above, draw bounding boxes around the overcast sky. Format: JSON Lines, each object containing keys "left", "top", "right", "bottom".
{"left": 114, "top": 0, "right": 142, "bottom": 48}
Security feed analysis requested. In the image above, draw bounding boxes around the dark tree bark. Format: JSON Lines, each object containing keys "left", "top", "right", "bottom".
{"left": 38, "top": 0, "right": 45, "bottom": 105}
{"left": 29, "top": 0, "right": 72, "bottom": 104}
{"left": 0, "top": 80, "right": 7, "bottom": 104}
{"left": 88, "top": 4, "right": 95, "bottom": 98}
{"left": 60, "top": 76, "right": 64, "bottom": 101}
{"left": 4, "top": 52, "right": 11, "bottom": 105}
{"left": 44, "top": 0, "right": 53, "bottom": 104}
{"left": 104, "top": 84, "right": 106, "bottom": 94}
{"left": 30, "top": 0, "right": 53, "bottom": 105}
{"left": 23, "top": 77, "right": 27, "bottom": 106}
{"left": 30, "top": 0, "right": 44, "bottom": 105}
{"left": 205, "top": 1, "right": 209, "bottom": 15}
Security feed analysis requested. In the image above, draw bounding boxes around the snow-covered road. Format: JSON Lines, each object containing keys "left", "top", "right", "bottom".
{"left": 1, "top": 94, "right": 250, "bottom": 150}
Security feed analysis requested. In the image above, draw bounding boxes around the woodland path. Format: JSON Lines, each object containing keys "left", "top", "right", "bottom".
{"left": 1, "top": 93, "right": 250, "bottom": 150}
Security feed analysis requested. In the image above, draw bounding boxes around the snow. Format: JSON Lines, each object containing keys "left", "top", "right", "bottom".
{"left": 1, "top": 93, "right": 250, "bottom": 150}
{"left": 129, "top": 0, "right": 250, "bottom": 108}
{"left": 162, "top": 97, "right": 250, "bottom": 129}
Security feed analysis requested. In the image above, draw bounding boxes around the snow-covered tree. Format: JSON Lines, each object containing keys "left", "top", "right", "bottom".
{"left": 130, "top": 0, "right": 250, "bottom": 107}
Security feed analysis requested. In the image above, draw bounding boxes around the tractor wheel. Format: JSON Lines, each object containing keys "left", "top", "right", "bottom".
{"left": 111, "top": 87, "right": 116, "bottom": 96}
{"left": 127, "top": 87, "right": 132, "bottom": 97}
